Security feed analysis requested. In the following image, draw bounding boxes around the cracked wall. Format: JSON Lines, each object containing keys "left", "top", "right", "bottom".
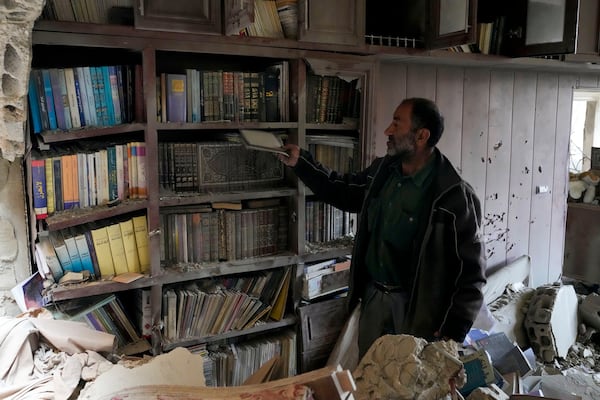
{"left": 0, "top": 0, "right": 45, "bottom": 316}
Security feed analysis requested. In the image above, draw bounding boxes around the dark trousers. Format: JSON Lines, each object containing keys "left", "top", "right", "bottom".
{"left": 358, "top": 281, "right": 408, "bottom": 359}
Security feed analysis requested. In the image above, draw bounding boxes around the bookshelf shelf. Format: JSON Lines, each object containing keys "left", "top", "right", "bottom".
{"left": 40, "top": 123, "right": 146, "bottom": 144}
{"left": 159, "top": 188, "right": 297, "bottom": 207}
{"left": 48, "top": 275, "right": 157, "bottom": 302}
{"left": 161, "top": 253, "right": 298, "bottom": 284}
{"left": 156, "top": 122, "right": 298, "bottom": 131}
{"left": 302, "top": 245, "right": 354, "bottom": 264}
{"left": 162, "top": 315, "right": 297, "bottom": 351}
{"left": 45, "top": 199, "right": 148, "bottom": 231}
{"left": 305, "top": 121, "right": 359, "bottom": 131}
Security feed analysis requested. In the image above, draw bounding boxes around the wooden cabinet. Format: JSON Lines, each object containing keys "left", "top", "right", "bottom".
{"left": 366, "top": 0, "right": 477, "bottom": 49}
{"left": 134, "top": 0, "right": 222, "bottom": 34}
{"left": 298, "top": 0, "right": 365, "bottom": 46}
{"left": 482, "top": 0, "right": 599, "bottom": 58}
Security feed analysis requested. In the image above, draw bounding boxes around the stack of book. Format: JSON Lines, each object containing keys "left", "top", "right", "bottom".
{"left": 156, "top": 62, "right": 288, "bottom": 123}
{"left": 158, "top": 137, "right": 285, "bottom": 194}
{"left": 55, "top": 293, "right": 150, "bottom": 355}
{"left": 306, "top": 75, "right": 361, "bottom": 124}
{"left": 28, "top": 65, "right": 141, "bottom": 134}
{"left": 30, "top": 141, "right": 147, "bottom": 220}
{"left": 37, "top": 215, "right": 150, "bottom": 281}
{"left": 162, "top": 267, "right": 292, "bottom": 341}
{"left": 40, "top": 0, "right": 133, "bottom": 24}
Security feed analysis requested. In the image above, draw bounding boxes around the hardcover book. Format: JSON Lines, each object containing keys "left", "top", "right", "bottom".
{"left": 239, "top": 129, "right": 288, "bottom": 156}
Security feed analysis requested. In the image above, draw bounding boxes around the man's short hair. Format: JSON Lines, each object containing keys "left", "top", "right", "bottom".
{"left": 402, "top": 98, "right": 444, "bottom": 147}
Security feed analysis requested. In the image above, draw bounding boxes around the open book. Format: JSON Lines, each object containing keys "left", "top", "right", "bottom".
{"left": 239, "top": 129, "right": 289, "bottom": 157}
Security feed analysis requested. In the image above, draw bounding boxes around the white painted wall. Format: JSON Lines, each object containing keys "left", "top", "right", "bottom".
{"left": 373, "top": 62, "right": 590, "bottom": 287}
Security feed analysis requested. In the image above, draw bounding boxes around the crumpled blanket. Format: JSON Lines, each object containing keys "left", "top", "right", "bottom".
{"left": 0, "top": 315, "right": 115, "bottom": 400}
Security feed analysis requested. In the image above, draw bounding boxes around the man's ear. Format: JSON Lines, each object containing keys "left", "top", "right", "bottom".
{"left": 417, "top": 128, "right": 431, "bottom": 145}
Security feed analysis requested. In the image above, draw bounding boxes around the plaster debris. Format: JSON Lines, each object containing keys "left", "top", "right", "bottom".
{"left": 353, "top": 335, "right": 465, "bottom": 400}
{"left": 524, "top": 284, "right": 578, "bottom": 362}
{"left": 466, "top": 384, "right": 508, "bottom": 400}
{"left": 0, "top": 217, "right": 17, "bottom": 262}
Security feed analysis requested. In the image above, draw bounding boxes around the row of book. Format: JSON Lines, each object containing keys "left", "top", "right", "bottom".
{"left": 41, "top": 0, "right": 133, "bottom": 25}
{"left": 160, "top": 202, "right": 288, "bottom": 264}
{"left": 308, "top": 134, "right": 360, "bottom": 174}
{"left": 28, "top": 65, "right": 141, "bottom": 133}
{"left": 31, "top": 142, "right": 147, "bottom": 220}
{"left": 37, "top": 215, "right": 150, "bottom": 281}
{"left": 306, "top": 74, "right": 361, "bottom": 124}
{"left": 162, "top": 267, "right": 291, "bottom": 341}
{"left": 158, "top": 138, "right": 284, "bottom": 194}
{"left": 302, "top": 257, "right": 351, "bottom": 300}
{"left": 305, "top": 200, "right": 357, "bottom": 244}
{"left": 157, "top": 62, "right": 287, "bottom": 124}
{"left": 53, "top": 294, "right": 148, "bottom": 353}
{"left": 189, "top": 330, "right": 297, "bottom": 387}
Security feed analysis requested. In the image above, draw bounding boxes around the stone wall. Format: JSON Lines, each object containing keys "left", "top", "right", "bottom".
{"left": 0, "top": 0, "right": 45, "bottom": 316}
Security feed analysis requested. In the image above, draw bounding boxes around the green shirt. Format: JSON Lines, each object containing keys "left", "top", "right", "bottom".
{"left": 365, "top": 153, "right": 436, "bottom": 287}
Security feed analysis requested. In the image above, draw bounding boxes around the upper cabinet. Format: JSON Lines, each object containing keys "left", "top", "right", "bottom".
{"left": 297, "top": 0, "right": 365, "bottom": 46}
{"left": 365, "top": 0, "right": 477, "bottom": 50}
{"left": 134, "top": 0, "right": 222, "bottom": 34}
{"left": 499, "top": 0, "right": 599, "bottom": 58}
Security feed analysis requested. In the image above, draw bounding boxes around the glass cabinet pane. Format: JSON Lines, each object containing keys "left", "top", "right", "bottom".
{"left": 439, "top": 0, "right": 468, "bottom": 35}
{"left": 525, "top": 0, "right": 566, "bottom": 45}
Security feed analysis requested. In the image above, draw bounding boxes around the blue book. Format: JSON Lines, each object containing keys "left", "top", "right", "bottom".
{"left": 74, "top": 232, "right": 95, "bottom": 277}
{"left": 31, "top": 156, "right": 47, "bottom": 219}
{"left": 72, "top": 68, "right": 87, "bottom": 127}
{"left": 27, "top": 75, "right": 42, "bottom": 134}
{"left": 167, "top": 73, "right": 187, "bottom": 122}
{"left": 101, "top": 66, "right": 115, "bottom": 125}
{"left": 49, "top": 69, "right": 72, "bottom": 130}
{"left": 41, "top": 70, "right": 58, "bottom": 130}
{"left": 91, "top": 67, "right": 108, "bottom": 126}
{"left": 107, "top": 146, "right": 118, "bottom": 201}
{"left": 32, "top": 70, "right": 50, "bottom": 131}
{"left": 108, "top": 66, "right": 122, "bottom": 124}
{"left": 63, "top": 233, "right": 83, "bottom": 273}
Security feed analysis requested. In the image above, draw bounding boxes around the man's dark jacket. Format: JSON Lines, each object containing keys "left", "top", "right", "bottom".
{"left": 293, "top": 147, "right": 486, "bottom": 342}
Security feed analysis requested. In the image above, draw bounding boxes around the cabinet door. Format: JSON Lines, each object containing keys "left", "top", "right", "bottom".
{"left": 427, "top": 0, "right": 477, "bottom": 49}
{"left": 134, "top": 0, "right": 221, "bottom": 35}
{"left": 298, "top": 0, "right": 365, "bottom": 46}
{"left": 502, "top": 0, "right": 599, "bottom": 57}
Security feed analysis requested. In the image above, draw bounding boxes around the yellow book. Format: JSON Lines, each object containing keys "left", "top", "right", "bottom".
{"left": 90, "top": 227, "right": 115, "bottom": 277}
{"left": 106, "top": 223, "right": 129, "bottom": 275}
{"left": 269, "top": 268, "right": 291, "bottom": 321}
{"left": 45, "top": 157, "right": 55, "bottom": 214}
{"left": 119, "top": 219, "right": 141, "bottom": 273}
{"left": 132, "top": 215, "right": 150, "bottom": 273}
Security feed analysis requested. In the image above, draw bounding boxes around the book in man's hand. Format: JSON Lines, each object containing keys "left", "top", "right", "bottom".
{"left": 239, "top": 129, "right": 289, "bottom": 157}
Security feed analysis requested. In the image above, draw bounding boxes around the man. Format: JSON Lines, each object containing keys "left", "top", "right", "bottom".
{"left": 280, "top": 97, "right": 486, "bottom": 358}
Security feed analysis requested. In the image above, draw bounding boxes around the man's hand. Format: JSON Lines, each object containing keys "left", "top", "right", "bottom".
{"left": 279, "top": 144, "right": 300, "bottom": 167}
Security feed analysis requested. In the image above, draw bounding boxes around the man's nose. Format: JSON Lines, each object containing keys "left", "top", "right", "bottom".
{"left": 384, "top": 125, "right": 393, "bottom": 136}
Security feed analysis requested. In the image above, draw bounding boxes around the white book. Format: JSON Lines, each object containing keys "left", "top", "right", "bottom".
{"left": 63, "top": 68, "right": 81, "bottom": 128}
{"left": 75, "top": 67, "right": 92, "bottom": 127}
{"left": 239, "top": 129, "right": 288, "bottom": 156}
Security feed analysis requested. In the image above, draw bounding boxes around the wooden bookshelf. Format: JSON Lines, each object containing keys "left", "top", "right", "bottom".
{"left": 29, "top": 7, "right": 370, "bottom": 366}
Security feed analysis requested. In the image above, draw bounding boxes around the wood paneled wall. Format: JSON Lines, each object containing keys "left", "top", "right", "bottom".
{"left": 373, "top": 62, "right": 595, "bottom": 287}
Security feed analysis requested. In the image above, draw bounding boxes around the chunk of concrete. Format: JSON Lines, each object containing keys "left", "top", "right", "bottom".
{"left": 579, "top": 292, "right": 600, "bottom": 331}
{"left": 524, "top": 284, "right": 578, "bottom": 363}
{"left": 484, "top": 255, "right": 531, "bottom": 305}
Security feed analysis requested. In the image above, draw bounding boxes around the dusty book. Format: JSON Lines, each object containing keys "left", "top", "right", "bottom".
{"left": 239, "top": 129, "right": 288, "bottom": 156}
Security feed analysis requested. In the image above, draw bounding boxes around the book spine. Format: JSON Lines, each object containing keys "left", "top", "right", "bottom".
{"left": 31, "top": 158, "right": 47, "bottom": 219}
{"left": 27, "top": 74, "right": 43, "bottom": 134}
{"left": 63, "top": 233, "right": 83, "bottom": 272}
{"left": 107, "top": 145, "right": 118, "bottom": 202}
{"left": 107, "top": 222, "right": 128, "bottom": 275}
{"left": 73, "top": 67, "right": 88, "bottom": 127}
{"left": 81, "top": 66, "right": 97, "bottom": 126}
{"left": 44, "top": 157, "right": 55, "bottom": 214}
{"left": 41, "top": 69, "right": 58, "bottom": 130}
{"left": 32, "top": 70, "right": 50, "bottom": 131}
{"left": 108, "top": 66, "right": 122, "bottom": 124}
{"left": 132, "top": 215, "right": 150, "bottom": 273}
{"left": 74, "top": 233, "right": 95, "bottom": 277}
{"left": 166, "top": 73, "right": 187, "bottom": 123}
{"left": 119, "top": 219, "right": 141, "bottom": 273}
{"left": 52, "top": 157, "right": 63, "bottom": 211}
{"left": 91, "top": 227, "right": 115, "bottom": 277}
{"left": 84, "top": 230, "right": 101, "bottom": 279}
{"left": 49, "top": 68, "right": 68, "bottom": 130}
{"left": 63, "top": 68, "right": 81, "bottom": 128}
{"left": 101, "top": 66, "right": 116, "bottom": 125}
